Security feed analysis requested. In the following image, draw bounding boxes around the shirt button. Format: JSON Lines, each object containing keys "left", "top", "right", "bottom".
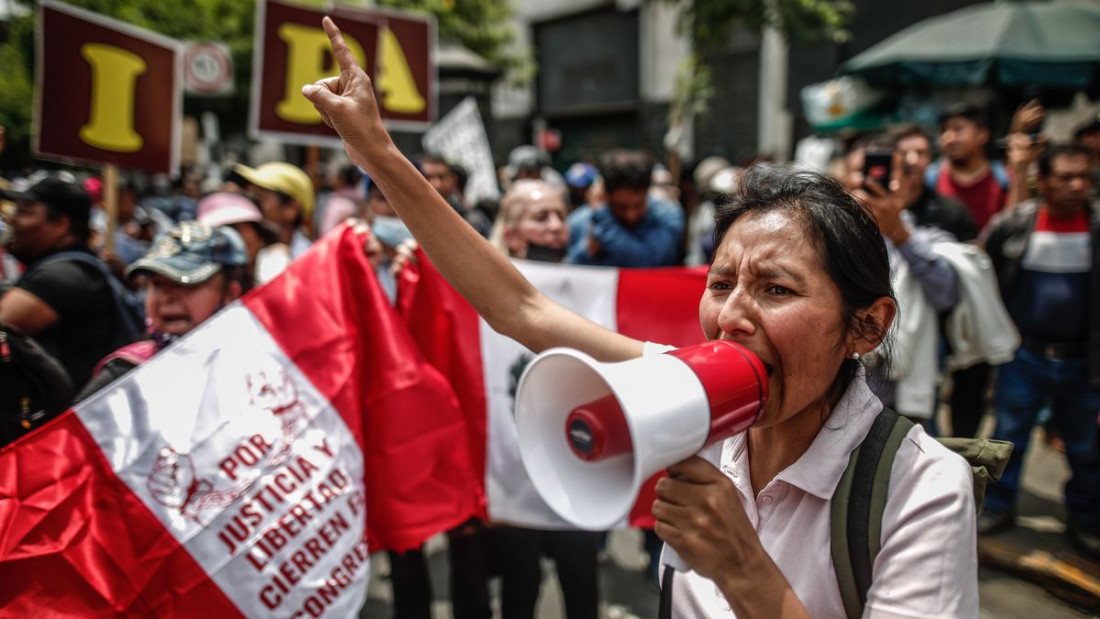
{"left": 761, "top": 495, "right": 773, "bottom": 505}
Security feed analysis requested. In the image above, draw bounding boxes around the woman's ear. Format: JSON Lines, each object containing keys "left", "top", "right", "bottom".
{"left": 850, "top": 296, "right": 896, "bottom": 355}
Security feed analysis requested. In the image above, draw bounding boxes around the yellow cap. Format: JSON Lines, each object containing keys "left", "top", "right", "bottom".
{"left": 234, "top": 162, "right": 315, "bottom": 218}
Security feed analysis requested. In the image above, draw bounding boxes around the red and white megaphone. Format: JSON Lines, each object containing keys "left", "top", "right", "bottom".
{"left": 515, "top": 340, "right": 769, "bottom": 531}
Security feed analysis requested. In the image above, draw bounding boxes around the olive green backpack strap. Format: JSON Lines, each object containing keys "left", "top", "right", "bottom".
{"left": 830, "top": 407, "right": 913, "bottom": 619}
{"left": 830, "top": 409, "right": 1015, "bottom": 619}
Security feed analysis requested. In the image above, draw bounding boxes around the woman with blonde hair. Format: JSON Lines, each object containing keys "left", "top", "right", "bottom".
{"left": 488, "top": 179, "right": 569, "bottom": 263}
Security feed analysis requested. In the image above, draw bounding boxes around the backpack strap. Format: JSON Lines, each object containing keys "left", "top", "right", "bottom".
{"left": 831, "top": 406, "right": 913, "bottom": 619}
{"left": 27, "top": 251, "right": 141, "bottom": 338}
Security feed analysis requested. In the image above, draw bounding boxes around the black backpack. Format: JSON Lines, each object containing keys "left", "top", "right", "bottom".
{"left": 0, "top": 324, "right": 74, "bottom": 447}
{"left": 30, "top": 250, "right": 143, "bottom": 340}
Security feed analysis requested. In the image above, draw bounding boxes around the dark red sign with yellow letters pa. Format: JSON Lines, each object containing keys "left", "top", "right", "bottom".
{"left": 251, "top": 0, "right": 435, "bottom": 146}
{"left": 36, "top": 1, "right": 182, "bottom": 174}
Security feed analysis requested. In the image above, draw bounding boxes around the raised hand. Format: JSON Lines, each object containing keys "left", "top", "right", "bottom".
{"left": 301, "top": 17, "right": 392, "bottom": 169}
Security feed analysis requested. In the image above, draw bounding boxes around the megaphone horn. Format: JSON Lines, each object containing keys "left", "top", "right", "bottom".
{"left": 515, "top": 340, "right": 769, "bottom": 531}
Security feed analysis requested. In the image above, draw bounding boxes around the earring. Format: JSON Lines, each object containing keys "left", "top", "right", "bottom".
{"left": 851, "top": 352, "right": 861, "bottom": 360}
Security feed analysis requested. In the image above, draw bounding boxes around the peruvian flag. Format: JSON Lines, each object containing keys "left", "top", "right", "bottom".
{"left": 398, "top": 254, "right": 708, "bottom": 528}
{"left": 0, "top": 227, "right": 479, "bottom": 615}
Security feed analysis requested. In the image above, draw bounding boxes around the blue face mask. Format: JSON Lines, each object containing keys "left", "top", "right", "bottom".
{"left": 372, "top": 215, "right": 413, "bottom": 248}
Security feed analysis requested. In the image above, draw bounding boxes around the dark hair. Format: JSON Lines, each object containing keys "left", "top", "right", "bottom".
{"left": 417, "top": 152, "right": 451, "bottom": 170}
{"left": 451, "top": 163, "right": 469, "bottom": 193}
{"left": 713, "top": 164, "right": 895, "bottom": 401}
{"left": 221, "top": 264, "right": 253, "bottom": 295}
{"left": 889, "top": 124, "right": 931, "bottom": 146}
{"left": 938, "top": 102, "right": 987, "bottom": 130}
{"left": 598, "top": 150, "right": 653, "bottom": 194}
{"left": 337, "top": 164, "right": 361, "bottom": 188}
{"left": 1074, "top": 118, "right": 1100, "bottom": 141}
{"left": 1038, "top": 143, "right": 1091, "bottom": 177}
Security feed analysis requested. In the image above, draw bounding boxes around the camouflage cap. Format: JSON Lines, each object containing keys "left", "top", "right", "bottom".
{"left": 127, "top": 222, "right": 248, "bottom": 286}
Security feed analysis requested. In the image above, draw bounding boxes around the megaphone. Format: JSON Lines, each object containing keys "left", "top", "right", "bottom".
{"left": 515, "top": 340, "right": 769, "bottom": 531}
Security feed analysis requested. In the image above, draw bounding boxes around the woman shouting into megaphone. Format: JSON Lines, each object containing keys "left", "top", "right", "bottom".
{"left": 303, "top": 17, "right": 978, "bottom": 618}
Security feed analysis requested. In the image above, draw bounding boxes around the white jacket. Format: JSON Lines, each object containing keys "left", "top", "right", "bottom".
{"left": 936, "top": 243, "right": 1019, "bottom": 371}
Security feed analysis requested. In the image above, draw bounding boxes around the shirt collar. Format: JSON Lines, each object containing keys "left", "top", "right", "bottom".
{"left": 722, "top": 370, "right": 883, "bottom": 500}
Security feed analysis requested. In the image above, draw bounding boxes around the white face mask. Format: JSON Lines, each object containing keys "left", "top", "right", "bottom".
{"left": 372, "top": 215, "right": 413, "bottom": 248}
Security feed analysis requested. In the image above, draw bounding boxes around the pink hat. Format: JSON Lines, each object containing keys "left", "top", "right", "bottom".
{"left": 197, "top": 192, "right": 262, "bottom": 228}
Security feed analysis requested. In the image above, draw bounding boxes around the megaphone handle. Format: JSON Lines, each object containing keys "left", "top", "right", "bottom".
{"left": 661, "top": 544, "right": 691, "bottom": 572}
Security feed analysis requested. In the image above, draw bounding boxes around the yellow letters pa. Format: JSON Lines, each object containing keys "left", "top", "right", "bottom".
{"left": 276, "top": 24, "right": 366, "bottom": 124}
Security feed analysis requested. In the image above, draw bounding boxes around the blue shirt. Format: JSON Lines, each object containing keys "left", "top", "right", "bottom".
{"left": 565, "top": 196, "right": 684, "bottom": 267}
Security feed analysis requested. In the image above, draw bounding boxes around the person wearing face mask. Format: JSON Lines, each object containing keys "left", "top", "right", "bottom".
{"left": 487, "top": 179, "right": 603, "bottom": 619}
{"left": 74, "top": 222, "right": 251, "bottom": 403}
{"left": 302, "top": 19, "right": 978, "bottom": 616}
{"left": 363, "top": 174, "right": 415, "bottom": 303}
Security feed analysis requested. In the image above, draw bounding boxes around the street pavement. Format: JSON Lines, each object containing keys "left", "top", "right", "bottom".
{"left": 361, "top": 429, "right": 1098, "bottom": 618}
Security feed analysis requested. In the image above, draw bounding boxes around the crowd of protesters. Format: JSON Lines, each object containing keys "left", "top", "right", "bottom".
{"left": 0, "top": 93, "right": 1098, "bottom": 615}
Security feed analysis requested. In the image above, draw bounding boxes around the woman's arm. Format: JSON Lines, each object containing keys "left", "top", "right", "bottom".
{"left": 654, "top": 458, "right": 810, "bottom": 618}
{"left": 302, "top": 17, "right": 640, "bottom": 360}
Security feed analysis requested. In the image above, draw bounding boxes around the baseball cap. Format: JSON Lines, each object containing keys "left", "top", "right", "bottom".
{"left": 1, "top": 172, "right": 91, "bottom": 212}
{"left": 565, "top": 162, "right": 598, "bottom": 189}
{"left": 507, "top": 145, "right": 548, "bottom": 180}
{"left": 233, "top": 162, "right": 315, "bottom": 219}
{"left": 197, "top": 192, "right": 263, "bottom": 227}
{"left": 127, "top": 221, "right": 248, "bottom": 286}
{"left": 0, "top": 172, "right": 92, "bottom": 231}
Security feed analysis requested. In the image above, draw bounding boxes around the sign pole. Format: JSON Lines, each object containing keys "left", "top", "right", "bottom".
{"left": 103, "top": 163, "right": 118, "bottom": 255}
{"left": 306, "top": 144, "right": 320, "bottom": 238}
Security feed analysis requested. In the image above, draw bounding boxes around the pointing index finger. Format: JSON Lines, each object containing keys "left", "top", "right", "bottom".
{"left": 322, "top": 16, "right": 357, "bottom": 74}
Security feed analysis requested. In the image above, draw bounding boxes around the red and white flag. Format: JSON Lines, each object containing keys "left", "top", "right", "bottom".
{"left": 0, "top": 227, "right": 479, "bottom": 615}
{"left": 398, "top": 255, "right": 708, "bottom": 529}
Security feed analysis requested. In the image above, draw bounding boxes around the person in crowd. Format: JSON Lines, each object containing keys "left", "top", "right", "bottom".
{"left": 1003, "top": 99, "right": 1047, "bottom": 208}
{"left": 302, "top": 21, "right": 978, "bottom": 615}
{"left": 487, "top": 179, "right": 603, "bottom": 619}
{"left": 1073, "top": 113, "right": 1100, "bottom": 194}
{"left": 849, "top": 134, "right": 962, "bottom": 424}
{"left": 929, "top": 104, "right": 1010, "bottom": 444}
{"left": 929, "top": 103, "right": 1008, "bottom": 230}
{"left": 889, "top": 125, "right": 979, "bottom": 242}
{"left": 0, "top": 196, "right": 21, "bottom": 286}
{"left": 420, "top": 152, "right": 463, "bottom": 210}
{"left": 566, "top": 149, "right": 684, "bottom": 267}
{"left": 196, "top": 192, "right": 279, "bottom": 286}
{"left": 649, "top": 164, "right": 680, "bottom": 205}
{"left": 978, "top": 144, "right": 1100, "bottom": 559}
{"left": 453, "top": 162, "right": 494, "bottom": 239}
{"left": 685, "top": 158, "right": 738, "bottom": 266}
{"left": 75, "top": 222, "right": 251, "bottom": 402}
{"left": 233, "top": 161, "right": 315, "bottom": 258}
{"left": 420, "top": 153, "right": 492, "bottom": 238}
{"left": 564, "top": 161, "right": 598, "bottom": 212}
{"left": 507, "top": 146, "right": 546, "bottom": 183}
{"left": 318, "top": 164, "right": 365, "bottom": 237}
{"left": 0, "top": 173, "right": 136, "bottom": 390}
